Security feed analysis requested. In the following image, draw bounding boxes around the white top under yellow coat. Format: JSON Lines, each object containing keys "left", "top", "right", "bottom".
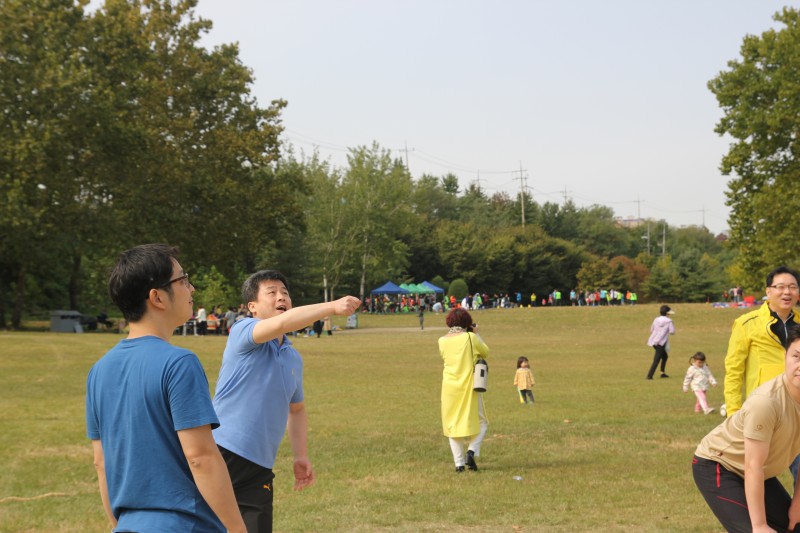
{"left": 439, "top": 332, "right": 490, "bottom": 438}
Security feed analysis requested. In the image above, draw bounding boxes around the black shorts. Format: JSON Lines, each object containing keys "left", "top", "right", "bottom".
{"left": 219, "top": 446, "right": 275, "bottom": 533}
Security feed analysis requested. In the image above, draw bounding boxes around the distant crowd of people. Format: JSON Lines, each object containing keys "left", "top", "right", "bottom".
{"left": 364, "top": 288, "right": 640, "bottom": 315}
{"left": 722, "top": 286, "right": 744, "bottom": 303}
{"left": 533, "top": 289, "right": 638, "bottom": 306}
{"left": 188, "top": 304, "right": 249, "bottom": 336}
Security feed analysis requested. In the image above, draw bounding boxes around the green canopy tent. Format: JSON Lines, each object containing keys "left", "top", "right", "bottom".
{"left": 400, "top": 282, "right": 435, "bottom": 294}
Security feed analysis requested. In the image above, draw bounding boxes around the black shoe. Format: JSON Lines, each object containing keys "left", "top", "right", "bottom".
{"left": 455, "top": 466, "right": 465, "bottom": 473}
{"left": 660, "top": 373, "right": 670, "bottom": 378}
{"left": 466, "top": 450, "right": 478, "bottom": 471}
{"left": 646, "top": 376, "right": 653, "bottom": 380}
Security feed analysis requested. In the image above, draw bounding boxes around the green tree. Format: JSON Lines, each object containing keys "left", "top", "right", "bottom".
{"left": 83, "top": 0, "right": 290, "bottom": 275}
{"left": 302, "top": 152, "right": 359, "bottom": 301}
{"left": 0, "top": 0, "right": 291, "bottom": 327}
{"left": 574, "top": 206, "right": 640, "bottom": 258}
{"left": 643, "top": 256, "right": 682, "bottom": 301}
{"left": 507, "top": 226, "right": 585, "bottom": 297}
{"left": 0, "top": 0, "right": 97, "bottom": 327}
{"left": 457, "top": 183, "right": 490, "bottom": 224}
{"left": 192, "top": 265, "right": 235, "bottom": 309}
{"left": 576, "top": 256, "right": 614, "bottom": 290}
{"left": 342, "top": 143, "right": 413, "bottom": 299}
{"left": 709, "top": 7, "right": 800, "bottom": 289}
{"left": 448, "top": 278, "right": 469, "bottom": 301}
{"left": 430, "top": 275, "right": 447, "bottom": 295}
{"left": 609, "top": 256, "right": 650, "bottom": 293}
{"left": 434, "top": 220, "right": 487, "bottom": 286}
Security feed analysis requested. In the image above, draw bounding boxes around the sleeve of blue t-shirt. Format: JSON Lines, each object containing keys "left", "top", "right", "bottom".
{"left": 86, "top": 367, "right": 100, "bottom": 440}
{"left": 166, "top": 352, "right": 220, "bottom": 431}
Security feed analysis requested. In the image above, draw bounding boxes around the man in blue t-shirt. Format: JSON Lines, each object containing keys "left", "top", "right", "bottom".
{"left": 213, "top": 270, "right": 360, "bottom": 532}
{"left": 85, "top": 244, "right": 246, "bottom": 533}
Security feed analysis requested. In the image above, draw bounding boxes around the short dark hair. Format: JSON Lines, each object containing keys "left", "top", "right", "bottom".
{"left": 108, "top": 244, "right": 179, "bottom": 323}
{"left": 517, "top": 356, "right": 529, "bottom": 369}
{"left": 766, "top": 266, "right": 800, "bottom": 287}
{"left": 659, "top": 305, "right": 671, "bottom": 316}
{"left": 242, "top": 270, "right": 290, "bottom": 305}
{"left": 445, "top": 307, "right": 473, "bottom": 329}
{"left": 786, "top": 324, "right": 800, "bottom": 349}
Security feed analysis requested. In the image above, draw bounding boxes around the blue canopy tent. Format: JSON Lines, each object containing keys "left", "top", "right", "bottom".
{"left": 421, "top": 281, "right": 445, "bottom": 293}
{"left": 370, "top": 281, "right": 410, "bottom": 295}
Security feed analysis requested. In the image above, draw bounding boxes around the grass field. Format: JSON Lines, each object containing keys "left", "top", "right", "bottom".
{"left": 0, "top": 303, "right": 778, "bottom": 532}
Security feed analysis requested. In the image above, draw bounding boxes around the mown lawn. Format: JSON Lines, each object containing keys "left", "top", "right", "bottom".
{"left": 0, "top": 303, "right": 764, "bottom": 532}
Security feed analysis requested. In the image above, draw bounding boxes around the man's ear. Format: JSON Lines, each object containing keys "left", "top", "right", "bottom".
{"left": 149, "top": 289, "right": 168, "bottom": 310}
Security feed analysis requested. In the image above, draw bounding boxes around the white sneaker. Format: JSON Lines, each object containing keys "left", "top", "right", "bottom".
{"left": 704, "top": 407, "right": 715, "bottom": 415}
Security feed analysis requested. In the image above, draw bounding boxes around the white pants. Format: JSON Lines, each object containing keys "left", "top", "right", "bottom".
{"left": 448, "top": 394, "right": 488, "bottom": 467}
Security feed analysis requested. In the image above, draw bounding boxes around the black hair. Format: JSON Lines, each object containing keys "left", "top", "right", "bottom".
{"left": 766, "top": 265, "right": 800, "bottom": 288}
{"left": 659, "top": 305, "right": 671, "bottom": 316}
{"left": 787, "top": 324, "right": 800, "bottom": 349}
{"left": 517, "top": 356, "right": 530, "bottom": 368}
{"left": 241, "top": 269, "right": 290, "bottom": 305}
{"left": 108, "top": 244, "right": 179, "bottom": 323}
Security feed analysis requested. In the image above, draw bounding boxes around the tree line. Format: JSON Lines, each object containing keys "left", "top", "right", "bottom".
{"left": 2, "top": 0, "right": 763, "bottom": 329}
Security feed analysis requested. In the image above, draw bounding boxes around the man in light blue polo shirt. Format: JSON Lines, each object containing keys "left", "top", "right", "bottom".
{"left": 213, "top": 270, "right": 360, "bottom": 533}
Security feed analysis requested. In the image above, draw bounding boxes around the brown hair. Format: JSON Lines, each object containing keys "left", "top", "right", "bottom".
{"left": 445, "top": 307, "right": 473, "bottom": 329}
{"left": 690, "top": 352, "right": 706, "bottom": 364}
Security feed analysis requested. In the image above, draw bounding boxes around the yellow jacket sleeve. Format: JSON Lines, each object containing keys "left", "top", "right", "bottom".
{"left": 723, "top": 319, "right": 749, "bottom": 416}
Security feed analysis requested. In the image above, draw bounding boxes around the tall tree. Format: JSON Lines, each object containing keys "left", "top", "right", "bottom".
{"left": 302, "top": 152, "right": 359, "bottom": 301}
{"left": 342, "top": 143, "right": 412, "bottom": 299}
{"left": 0, "top": 0, "right": 291, "bottom": 326}
{"left": 709, "top": 7, "right": 800, "bottom": 289}
{"left": 0, "top": 0, "right": 93, "bottom": 327}
{"left": 83, "top": 0, "right": 289, "bottom": 275}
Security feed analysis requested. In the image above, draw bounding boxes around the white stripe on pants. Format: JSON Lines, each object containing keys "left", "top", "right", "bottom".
{"left": 448, "top": 394, "right": 488, "bottom": 466}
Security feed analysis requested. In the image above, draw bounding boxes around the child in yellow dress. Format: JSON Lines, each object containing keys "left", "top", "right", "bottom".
{"left": 514, "top": 356, "right": 535, "bottom": 404}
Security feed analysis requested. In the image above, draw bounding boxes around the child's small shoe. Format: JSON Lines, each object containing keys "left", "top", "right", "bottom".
{"left": 704, "top": 407, "right": 715, "bottom": 415}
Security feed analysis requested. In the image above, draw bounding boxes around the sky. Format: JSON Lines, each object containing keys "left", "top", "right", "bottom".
{"left": 189, "top": 0, "right": 794, "bottom": 235}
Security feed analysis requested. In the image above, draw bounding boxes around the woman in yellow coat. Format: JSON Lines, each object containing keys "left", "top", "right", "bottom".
{"left": 439, "top": 307, "right": 490, "bottom": 472}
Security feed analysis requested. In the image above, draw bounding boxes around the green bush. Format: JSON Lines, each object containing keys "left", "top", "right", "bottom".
{"left": 447, "top": 278, "right": 469, "bottom": 300}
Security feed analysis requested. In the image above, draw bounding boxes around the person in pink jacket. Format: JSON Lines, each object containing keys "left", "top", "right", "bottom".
{"left": 646, "top": 305, "right": 675, "bottom": 379}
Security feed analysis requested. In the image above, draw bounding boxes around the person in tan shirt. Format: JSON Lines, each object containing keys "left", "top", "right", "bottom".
{"left": 693, "top": 324, "right": 800, "bottom": 533}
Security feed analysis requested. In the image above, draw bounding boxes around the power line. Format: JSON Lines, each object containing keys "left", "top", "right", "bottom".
{"left": 281, "top": 129, "right": 725, "bottom": 230}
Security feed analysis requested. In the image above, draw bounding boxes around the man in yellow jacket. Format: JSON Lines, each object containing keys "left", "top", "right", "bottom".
{"left": 724, "top": 266, "right": 800, "bottom": 482}
{"left": 724, "top": 266, "right": 800, "bottom": 417}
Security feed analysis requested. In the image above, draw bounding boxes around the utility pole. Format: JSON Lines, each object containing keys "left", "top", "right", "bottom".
{"left": 636, "top": 195, "right": 641, "bottom": 223}
{"left": 660, "top": 222, "right": 667, "bottom": 257}
{"left": 473, "top": 170, "right": 484, "bottom": 191}
{"left": 513, "top": 161, "right": 528, "bottom": 227}
{"left": 642, "top": 222, "right": 651, "bottom": 256}
{"left": 400, "top": 141, "right": 414, "bottom": 175}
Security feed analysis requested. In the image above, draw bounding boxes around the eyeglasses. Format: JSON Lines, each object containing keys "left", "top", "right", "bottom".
{"left": 767, "top": 284, "right": 799, "bottom": 293}
{"left": 159, "top": 273, "right": 191, "bottom": 289}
